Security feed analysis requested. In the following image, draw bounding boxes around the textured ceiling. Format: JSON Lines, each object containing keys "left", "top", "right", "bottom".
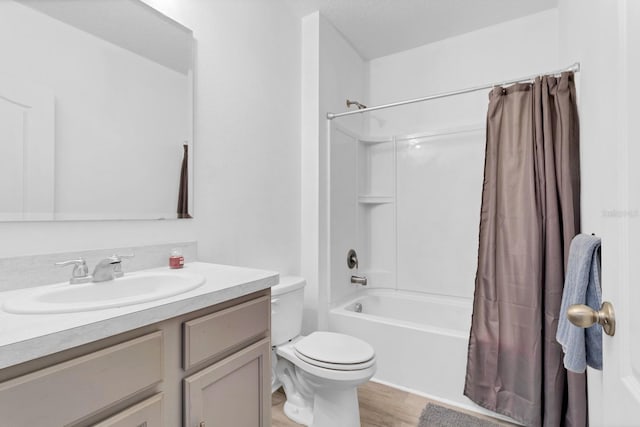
{"left": 286, "top": 0, "right": 558, "bottom": 60}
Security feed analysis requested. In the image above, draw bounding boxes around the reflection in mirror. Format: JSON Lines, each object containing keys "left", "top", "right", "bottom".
{"left": 0, "top": 0, "right": 194, "bottom": 221}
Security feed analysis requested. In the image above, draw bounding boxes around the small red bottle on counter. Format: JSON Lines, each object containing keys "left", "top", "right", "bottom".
{"left": 169, "top": 248, "right": 184, "bottom": 269}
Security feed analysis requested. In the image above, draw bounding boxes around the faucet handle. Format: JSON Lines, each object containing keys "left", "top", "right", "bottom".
{"left": 111, "top": 253, "right": 134, "bottom": 278}
{"left": 111, "top": 253, "right": 134, "bottom": 262}
{"left": 55, "top": 258, "right": 91, "bottom": 284}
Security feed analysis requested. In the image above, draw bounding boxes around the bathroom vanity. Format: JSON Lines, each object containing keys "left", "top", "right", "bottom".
{"left": 0, "top": 262, "right": 276, "bottom": 427}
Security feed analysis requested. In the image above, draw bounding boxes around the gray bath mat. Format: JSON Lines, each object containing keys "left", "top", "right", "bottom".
{"left": 418, "top": 403, "right": 500, "bottom": 427}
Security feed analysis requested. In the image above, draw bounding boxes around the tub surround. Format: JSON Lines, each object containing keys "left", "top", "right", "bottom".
{"left": 0, "top": 261, "right": 278, "bottom": 369}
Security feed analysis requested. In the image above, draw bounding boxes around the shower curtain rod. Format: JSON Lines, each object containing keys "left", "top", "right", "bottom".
{"left": 326, "top": 62, "right": 580, "bottom": 120}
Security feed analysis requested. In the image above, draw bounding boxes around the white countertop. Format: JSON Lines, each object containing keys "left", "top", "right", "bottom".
{"left": 0, "top": 262, "right": 278, "bottom": 369}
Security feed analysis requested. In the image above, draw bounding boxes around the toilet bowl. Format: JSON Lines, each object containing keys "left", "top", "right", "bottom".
{"left": 271, "top": 277, "right": 376, "bottom": 427}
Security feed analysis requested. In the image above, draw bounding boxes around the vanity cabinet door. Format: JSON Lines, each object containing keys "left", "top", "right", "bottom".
{"left": 183, "top": 338, "right": 271, "bottom": 427}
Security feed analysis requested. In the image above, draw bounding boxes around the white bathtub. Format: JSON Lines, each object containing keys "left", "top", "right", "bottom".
{"left": 329, "top": 288, "right": 494, "bottom": 415}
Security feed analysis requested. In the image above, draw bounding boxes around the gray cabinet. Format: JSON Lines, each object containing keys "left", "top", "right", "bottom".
{"left": 0, "top": 289, "right": 271, "bottom": 427}
{"left": 182, "top": 294, "right": 271, "bottom": 427}
{"left": 184, "top": 338, "right": 271, "bottom": 427}
{"left": 0, "top": 332, "right": 163, "bottom": 427}
{"left": 183, "top": 295, "right": 270, "bottom": 370}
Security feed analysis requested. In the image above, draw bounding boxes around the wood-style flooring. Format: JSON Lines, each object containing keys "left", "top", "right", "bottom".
{"left": 271, "top": 381, "right": 517, "bottom": 427}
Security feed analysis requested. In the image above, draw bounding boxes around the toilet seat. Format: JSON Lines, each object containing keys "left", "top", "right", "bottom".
{"left": 294, "top": 351, "right": 376, "bottom": 371}
{"left": 293, "top": 332, "right": 375, "bottom": 371}
{"left": 277, "top": 338, "right": 376, "bottom": 383}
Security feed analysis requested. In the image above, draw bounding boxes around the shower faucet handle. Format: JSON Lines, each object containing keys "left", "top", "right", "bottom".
{"left": 347, "top": 249, "right": 359, "bottom": 269}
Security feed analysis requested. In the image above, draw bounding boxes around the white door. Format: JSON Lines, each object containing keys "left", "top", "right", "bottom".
{"left": 0, "top": 74, "right": 54, "bottom": 220}
{"left": 590, "top": 1, "right": 640, "bottom": 425}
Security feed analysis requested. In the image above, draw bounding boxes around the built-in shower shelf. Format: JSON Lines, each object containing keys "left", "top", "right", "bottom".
{"left": 358, "top": 195, "right": 394, "bottom": 205}
{"left": 359, "top": 137, "right": 393, "bottom": 145}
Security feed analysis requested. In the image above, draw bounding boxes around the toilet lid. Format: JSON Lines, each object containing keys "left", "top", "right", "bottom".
{"left": 293, "top": 332, "right": 375, "bottom": 366}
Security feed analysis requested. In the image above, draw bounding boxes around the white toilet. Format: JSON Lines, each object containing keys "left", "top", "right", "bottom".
{"left": 271, "top": 276, "right": 376, "bottom": 427}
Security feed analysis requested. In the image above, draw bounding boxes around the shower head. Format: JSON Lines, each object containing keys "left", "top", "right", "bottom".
{"left": 346, "top": 99, "right": 367, "bottom": 110}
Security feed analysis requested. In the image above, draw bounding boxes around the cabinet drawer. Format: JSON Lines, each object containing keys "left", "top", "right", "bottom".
{"left": 0, "top": 331, "right": 163, "bottom": 427}
{"left": 93, "top": 393, "right": 163, "bottom": 427}
{"left": 183, "top": 295, "right": 269, "bottom": 369}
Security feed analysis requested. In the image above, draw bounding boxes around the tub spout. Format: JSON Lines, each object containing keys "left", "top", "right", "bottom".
{"left": 351, "top": 275, "right": 367, "bottom": 286}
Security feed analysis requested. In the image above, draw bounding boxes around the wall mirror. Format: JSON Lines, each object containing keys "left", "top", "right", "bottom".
{"left": 0, "top": 0, "right": 194, "bottom": 221}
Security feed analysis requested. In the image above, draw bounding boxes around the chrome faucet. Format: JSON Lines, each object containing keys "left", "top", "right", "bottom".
{"left": 56, "top": 253, "right": 134, "bottom": 284}
{"left": 351, "top": 275, "right": 367, "bottom": 286}
{"left": 92, "top": 256, "right": 122, "bottom": 282}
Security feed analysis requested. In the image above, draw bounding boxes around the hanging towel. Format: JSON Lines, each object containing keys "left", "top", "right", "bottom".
{"left": 556, "top": 234, "right": 602, "bottom": 372}
{"left": 177, "top": 143, "right": 192, "bottom": 219}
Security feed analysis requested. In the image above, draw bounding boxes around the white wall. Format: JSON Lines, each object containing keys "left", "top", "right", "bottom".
{"left": 329, "top": 125, "right": 360, "bottom": 306}
{"left": 0, "top": 0, "right": 301, "bottom": 281}
{"left": 356, "top": 10, "right": 560, "bottom": 300}
{"left": 320, "top": 14, "right": 367, "bottom": 321}
{"left": 143, "top": 0, "right": 302, "bottom": 275}
{"left": 368, "top": 9, "right": 560, "bottom": 135}
{"left": 300, "top": 12, "right": 321, "bottom": 333}
{"left": 0, "top": 217, "right": 195, "bottom": 259}
{"left": 301, "top": 12, "right": 366, "bottom": 332}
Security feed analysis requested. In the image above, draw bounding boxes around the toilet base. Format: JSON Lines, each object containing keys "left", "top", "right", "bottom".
{"left": 310, "top": 386, "right": 361, "bottom": 427}
{"left": 283, "top": 400, "right": 314, "bottom": 426}
{"left": 280, "top": 384, "right": 362, "bottom": 427}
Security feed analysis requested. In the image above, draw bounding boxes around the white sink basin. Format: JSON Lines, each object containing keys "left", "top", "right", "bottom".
{"left": 2, "top": 271, "right": 206, "bottom": 314}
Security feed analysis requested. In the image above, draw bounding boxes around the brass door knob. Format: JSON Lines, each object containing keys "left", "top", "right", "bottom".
{"left": 567, "top": 301, "right": 616, "bottom": 336}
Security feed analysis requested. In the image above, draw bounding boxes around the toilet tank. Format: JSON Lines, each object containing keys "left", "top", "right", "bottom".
{"left": 271, "top": 276, "right": 306, "bottom": 346}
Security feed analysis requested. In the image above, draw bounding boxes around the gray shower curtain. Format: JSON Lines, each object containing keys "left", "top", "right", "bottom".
{"left": 464, "top": 72, "right": 587, "bottom": 426}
